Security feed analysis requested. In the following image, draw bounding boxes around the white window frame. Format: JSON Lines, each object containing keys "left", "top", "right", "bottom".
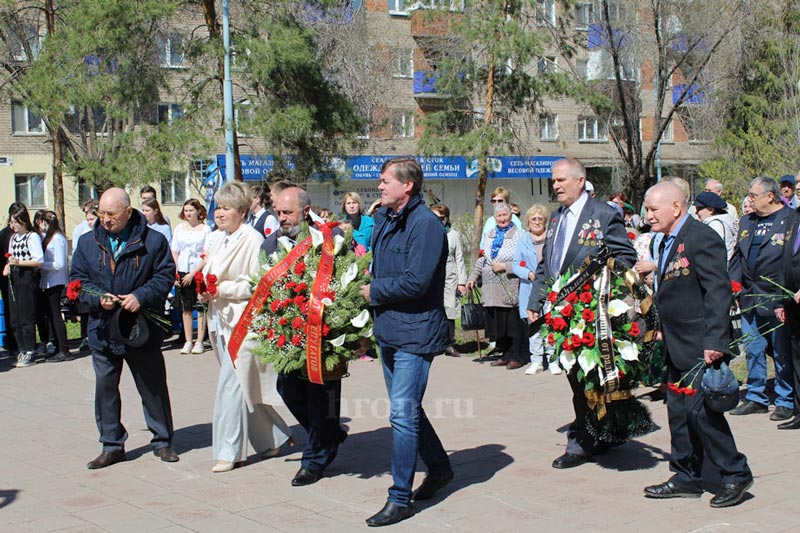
{"left": 77, "top": 179, "right": 99, "bottom": 206}
{"left": 539, "top": 113, "right": 558, "bottom": 141}
{"left": 576, "top": 2, "right": 596, "bottom": 29}
{"left": 388, "top": 0, "right": 409, "bottom": 15}
{"left": 15, "top": 174, "right": 46, "bottom": 208}
{"left": 536, "top": 0, "right": 556, "bottom": 26}
{"left": 391, "top": 110, "right": 415, "bottom": 138}
{"left": 660, "top": 117, "right": 673, "bottom": 143}
{"left": 159, "top": 34, "right": 185, "bottom": 68}
{"left": 578, "top": 115, "right": 608, "bottom": 142}
{"left": 392, "top": 48, "right": 414, "bottom": 78}
{"left": 160, "top": 171, "right": 188, "bottom": 205}
{"left": 11, "top": 101, "right": 45, "bottom": 135}
{"left": 538, "top": 56, "right": 557, "bottom": 74}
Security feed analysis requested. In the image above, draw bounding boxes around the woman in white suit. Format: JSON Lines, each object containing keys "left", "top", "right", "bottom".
{"left": 199, "top": 181, "right": 291, "bottom": 473}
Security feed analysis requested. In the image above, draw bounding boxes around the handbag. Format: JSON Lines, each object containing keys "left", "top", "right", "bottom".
{"left": 461, "top": 287, "right": 486, "bottom": 331}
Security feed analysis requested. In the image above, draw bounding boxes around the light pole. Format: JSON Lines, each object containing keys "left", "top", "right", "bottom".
{"left": 222, "top": 0, "right": 235, "bottom": 182}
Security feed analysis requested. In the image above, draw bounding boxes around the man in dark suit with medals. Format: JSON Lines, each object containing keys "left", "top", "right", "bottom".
{"left": 527, "top": 158, "right": 637, "bottom": 469}
{"left": 729, "top": 177, "right": 794, "bottom": 420}
{"left": 642, "top": 181, "right": 753, "bottom": 508}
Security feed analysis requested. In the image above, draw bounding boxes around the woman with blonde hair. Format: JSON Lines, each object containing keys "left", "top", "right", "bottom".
{"left": 199, "top": 181, "right": 291, "bottom": 473}
{"left": 341, "top": 191, "right": 374, "bottom": 251}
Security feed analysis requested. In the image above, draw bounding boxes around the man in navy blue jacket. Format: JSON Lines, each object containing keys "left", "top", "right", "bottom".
{"left": 361, "top": 158, "right": 452, "bottom": 527}
{"left": 71, "top": 187, "right": 178, "bottom": 469}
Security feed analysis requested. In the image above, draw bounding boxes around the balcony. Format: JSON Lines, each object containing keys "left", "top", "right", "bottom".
{"left": 410, "top": 9, "right": 460, "bottom": 39}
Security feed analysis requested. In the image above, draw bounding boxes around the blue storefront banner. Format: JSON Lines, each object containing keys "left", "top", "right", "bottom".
{"left": 216, "top": 154, "right": 561, "bottom": 181}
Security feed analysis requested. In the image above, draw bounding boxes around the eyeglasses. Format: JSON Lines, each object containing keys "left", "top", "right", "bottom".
{"left": 747, "top": 191, "right": 768, "bottom": 200}
{"left": 490, "top": 199, "right": 505, "bottom": 204}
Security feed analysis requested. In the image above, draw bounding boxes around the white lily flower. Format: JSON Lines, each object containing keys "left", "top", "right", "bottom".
{"left": 559, "top": 350, "right": 576, "bottom": 371}
{"left": 269, "top": 251, "right": 279, "bottom": 263}
{"left": 321, "top": 297, "right": 333, "bottom": 306}
{"left": 593, "top": 276, "right": 602, "bottom": 291}
{"left": 364, "top": 326, "right": 373, "bottom": 337}
{"left": 578, "top": 351, "right": 597, "bottom": 373}
{"left": 615, "top": 339, "right": 639, "bottom": 361}
{"left": 340, "top": 262, "right": 358, "bottom": 289}
{"left": 329, "top": 334, "right": 347, "bottom": 347}
{"left": 277, "top": 236, "right": 294, "bottom": 253}
{"left": 552, "top": 276, "right": 563, "bottom": 293}
{"left": 569, "top": 319, "right": 586, "bottom": 337}
{"left": 333, "top": 234, "right": 346, "bottom": 255}
{"left": 351, "top": 309, "right": 370, "bottom": 328}
{"left": 310, "top": 226, "right": 323, "bottom": 248}
{"left": 607, "top": 299, "right": 631, "bottom": 317}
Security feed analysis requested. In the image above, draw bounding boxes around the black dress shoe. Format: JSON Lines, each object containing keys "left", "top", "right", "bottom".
{"left": 153, "top": 446, "right": 179, "bottom": 462}
{"left": 644, "top": 480, "right": 702, "bottom": 499}
{"left": 770, "top": 406, "right": 794, "bottom": 421}
{"left": 709, "top": 480, "right": 753, "bottom": 508}
{"left": 490, "top": 359, "right": 509, "bottom": 367}
{"left": 778, "top": 416, "right": 800, "bottom": 430}
{"left": 291, "top": 467, "right": 323, "bottom": 486}
{"left": 365, "top": 502, "right": 415, "bottom": 527}
{"left": 552, "top": 453, "right": 590, "bottom": 469}
{"left": 444, "top": 346, "right": 462, "bottom": 357}
{"left": 87, "top": 450, "right": 127, "bottom": 470}
{"left": 729, "top": 400, "right": 768, "bottom": 416}
{"left": 412, "top": 469, "right": 454, "bottom": 500}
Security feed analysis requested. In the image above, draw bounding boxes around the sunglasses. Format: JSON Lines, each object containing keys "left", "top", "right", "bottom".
{"left": 490, "top": 199, "right": 505, "bottom": 204}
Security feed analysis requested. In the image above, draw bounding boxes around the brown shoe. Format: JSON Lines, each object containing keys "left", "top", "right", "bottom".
{"left": 506, "top": 360, "right": 523, "bottom": 370}
{"left": 490, "top": 359, "right": 509, "bottom": 367}
{"left": 87, "top": 450, "right": 126, "bottom": 469}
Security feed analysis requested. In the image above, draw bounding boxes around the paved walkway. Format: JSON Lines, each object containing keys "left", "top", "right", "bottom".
{"left": 0, "top": 344, "right": 798, "bottom": 532}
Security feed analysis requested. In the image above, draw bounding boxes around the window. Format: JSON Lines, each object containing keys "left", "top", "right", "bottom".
{"left": 160, "top": 172, "right": 187, "bottom": 205}
{"left": 11, "top": 101, "right": 45, "bottom": 134}
{"left": 539, "top": 114, "right": 558, "bottom": 141}
{"left": 78, "top": 179, "right": 99, "bottom": 206}
{"left": 536, "top": 0, "right": 556, "bottom": 26}
{"left": 15, "top": 174, "right": 45, "bottom": 207}
{"left": 388, "top": 0, "right": 409, "bottom": 15}
{"left": 157, "top": 103, "right": 183, "bottom": 125}
{"left": 392, "top": 48, "right": 413, "bottom": 78}
{"left": 158, "top": 34, "right": 184, "bottom": 68}
{"left": 576, "top": 58, "right": 589, "bottom": 79}
{"left": 537, "top": 56, "right": 557, "bottom": 74}
{"left": 8, "top": 23, "right": 42, "bottom": 62}
{"left": 391, "top": 111, "right": 414, "bottom": 138}
{"left": 576, "top": 2, "right": 596, "bottom": 28}
{"left": 403, "top": 0, "right": 464, "bottom": 11}
{"left": 234, "top": 100, "right": 252, "bottom": 136}
{"left": 660, "top": 118, "right": 673, "bottom": 143}
{"left": 578, "top": 115, "right": 607, "bottom": 141}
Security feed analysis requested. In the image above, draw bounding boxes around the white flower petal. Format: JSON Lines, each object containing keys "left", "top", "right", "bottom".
{"left": 329, "top": 334, "right": 347, "bottom": 347}
{"left": 607, "top": 299, "right": 631, "bottom": 318}
{"left": 350, "top": 309, "right": 370, "bottom": 328}
{"left": 593, "top": 277, "right": 602, "bottom": 291}
{"left": 321, "top": 297, "right": 333, "bottom": 306}
{"left": 615, "top": 339, "right": 639, "bottom": 361}
{"left": 340, "top": 262, "right": 359, "bottom": 289}
{"left": 333, "top": 234, "right": 346, "bottom": 255}
{"left": 578, "top": 351, "right": 597, "bottom": 374}
{"left": 559, "top": 350, "right": 576, "bottom": 371}
{"left": 310, "top": 226, "right": 324, "bottom": 247}
{"left": 569, "top": 319, "right": 586, "bottom": 337}
{"left": 277, "top": 236, "right": 294, "bottom": 253}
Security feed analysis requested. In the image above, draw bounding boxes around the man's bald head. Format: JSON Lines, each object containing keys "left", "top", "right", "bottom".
{"left": 644, "top": 181, "right": 686, "bottom": 235}
{"left": 98, "top": 187, "right": 133, "bottom": 234}
{"left": 275, "top": 186, "right": 311, "bottom": 238}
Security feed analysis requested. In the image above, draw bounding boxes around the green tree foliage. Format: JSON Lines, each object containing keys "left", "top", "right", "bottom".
{"left": 700, "top": 2, "right": 800, "bottom": 199}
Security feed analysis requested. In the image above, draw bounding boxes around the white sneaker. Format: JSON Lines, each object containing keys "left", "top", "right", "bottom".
{"left": 179, "top": 342, "right": 193, "bottom": 354}
{"left": 191, "top": 341, "right": 205, "bottom": 354}
{"left": 549, "top": 364, "right": 562, "bottom": 375}
{"left": 15, "top": 351, "right": 34, "bottom": 368}
{"left": 525, "top": 361, "right": 544, "bottom": 375}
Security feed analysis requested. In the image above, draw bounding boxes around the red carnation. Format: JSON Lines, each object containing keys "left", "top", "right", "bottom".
{"left": 286, "top": 281, "right": 297, "bottom": 289}
{"left": 731, "top": 280, "right": 742, "bottom": 293}
{"left": 560, "top": 304, "right": 574, "bottom": 318}
{"left": 294, "top": 295, "right": 307, "bottom": 307}
{"left": 552, "top": 317, "right": 567, "bottom": 331}
{"left": 544, "top": 312, "right": 553, "bottom": 325}
{"left": 582, "top": 332, "right": 595, "bottom": 346}
{"left": 175, "top": 271, "right": 180, "bottom": 280}
{"left": 627, "top": 231, "right": 636, "bottom": 240}
{"left": 277, "top": 335, "right": 286, "bottom": 348}
{"left": 547, "top": 333, "right": 555, "bottom": 345}
{"left": 279, "top": 317, "right": 288, "bottom": 326}
{"left": 547, "top": 291, "right": 558, "bottom": 302}
{"left": 579, "top": 292, "right": 593, "bottom": 304}
{"left": 199, "top": 253, "right": 206, "bottom": 259}
{"left": 291, "top": 317, "right": 304, "bottom": 330}
{"left": 565, "top": 292, "right": 578, "bottom": 304}
{"left": 194, "top": 272, "right": 206, "bottom": 294}
{"left": 299, "top": 301, "right": 310, "bottom": 315}
{"left": 291, "top": 334, "right": 303, "bottom": 347}
{"left": 267, "top": 328, "right": 275, "bottom": 340}
{"left": 270, "top": 300, "right": 281, "bottom": 313}
{"left": 683, "top": 387, "right": 698, "bottom": 396}
{"left": 519, "top": 260, "right": 527, "bottom": 268}
{"left": 478, "top": 249, "right": 485, "bottom": 257}
{"left": 582, "top": 309, "right": 595, "bottom": 322}
{"left": 294, "top": 282, "right": 308, "bottom": 294}
{"left": 322, "top": 324, "right": 330, "bottom": 337}
{"left": 4, "top": 253, "right": 10, "bottom": 259}
{"left": 206, "top": 274, "right": 218, "bottom": 285}
{"left": 281, "top": 298, "right": 293, "bottom": 309}
{"left": 264, "top": 228, "right": 272, "bottom": 236}
{"left": 562, "top": 339, "right": 571, "bottom": 351}
{"left": 294, "top": 261, "right": 306, "bottom": 276}
{"left": 570, "top": 334, "right": 582, "bottom": 348}
{"left": 582, "top": 283, "right": 591, "bottom": 291}
{"left": 66, "top": 280, "right": 82, "bottom": 301}
{"left": 629, "top": 322, "right": 641, "bottom": 337}
{"left": 668, "top": 383, "right": 681, "bottom": 394}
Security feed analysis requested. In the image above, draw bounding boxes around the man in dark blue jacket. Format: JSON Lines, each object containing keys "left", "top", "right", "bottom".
{"left": 361, "top": 158, "right": 452, "bottom": 527}
{"left": 71, "top": 187, "right": 178, "bottom": 469}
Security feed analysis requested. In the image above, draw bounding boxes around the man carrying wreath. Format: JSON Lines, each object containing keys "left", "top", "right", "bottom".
{"left": 526, "top": 158, "right": 637, "bottom": 469}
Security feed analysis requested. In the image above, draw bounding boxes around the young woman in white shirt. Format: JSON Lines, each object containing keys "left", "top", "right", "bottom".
{"left": 37, "top": 211, "right": 70, "bottom": 362}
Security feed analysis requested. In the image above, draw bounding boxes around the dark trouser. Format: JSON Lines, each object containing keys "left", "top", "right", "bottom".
{"left": 565, "top": 364, "right": 595, "bottom": 457}
{"left": 784, "top": 303, "right": 800, "bottom": 417}
{"left": 0, "top": 277, "right": 18, "bottom": 353}
{"left": 40, "top": 286, "right": 68, "bottom": 353}
{"left": 91, "top": 347, "right": 175, "bottom": 452}
{"left": 446, "top": 319, "right": 455, "bottom": 346}
{"left": 35, "top": 288, "right": 52, "bottom": 346}
{"left": 665, "top": 365, "right": 752, "bottom": 489}
{"left": 9, "top": 267, "right": 38, "bottom": 352}
{"left": 277, "top": 370, "right": 346, "bottom": 472}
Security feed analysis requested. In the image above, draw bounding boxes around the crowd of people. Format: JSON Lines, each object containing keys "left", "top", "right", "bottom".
{"left": 5, "top": 158, "right": 800, "bottom": 524}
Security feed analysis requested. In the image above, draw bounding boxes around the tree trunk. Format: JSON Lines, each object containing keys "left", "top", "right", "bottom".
{"left": 472, "top": 45, "right": 497, "bottom": 258}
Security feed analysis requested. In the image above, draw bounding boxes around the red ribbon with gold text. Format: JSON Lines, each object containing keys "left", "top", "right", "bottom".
{"left": 304, "top": 222, "right": 338, "bottom": 384}
{"left": 228, "top": 237, "right": 313, "bottom": 366}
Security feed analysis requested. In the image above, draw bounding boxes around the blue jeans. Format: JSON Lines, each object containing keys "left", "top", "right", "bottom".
{"left": 380, "top": 346, "right": 451, "bottom": 506}
{"left": 741, "top": 311, "right": 794, "bottom": 408}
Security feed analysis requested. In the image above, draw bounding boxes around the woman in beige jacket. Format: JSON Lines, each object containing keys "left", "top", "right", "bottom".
{"left": 199, "top": 182, "right": 291, "bottom": 473}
